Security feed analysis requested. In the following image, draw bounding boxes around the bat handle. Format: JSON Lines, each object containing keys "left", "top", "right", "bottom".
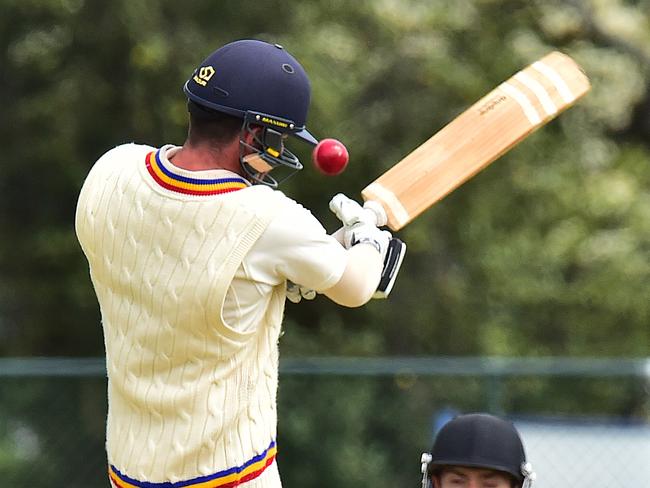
{"left": 329, "top": 193, "right": 387, "bottom": 227}
{"left": 362, "top": 200, "right": 404, "bottom": 298}
{"left": 328, "top": 199, "right": 388, "bottom": 244}
{"left": 362, "top": 200, "right": 388, "bottom": 227}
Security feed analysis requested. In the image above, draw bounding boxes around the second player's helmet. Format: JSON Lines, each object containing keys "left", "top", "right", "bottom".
{"left": 183, "top": 39, "right": 318, "bottom": 187}
{"left": 420, "top": 413, "right": 535, "bottom": 488}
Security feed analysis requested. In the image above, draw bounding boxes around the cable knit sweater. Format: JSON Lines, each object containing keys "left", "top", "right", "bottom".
{"left": 76, "top": 143, "right": 289, "bottom": 487}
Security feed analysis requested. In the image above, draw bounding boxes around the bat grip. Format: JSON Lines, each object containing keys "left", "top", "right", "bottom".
{"left": 362, "top": 200, "right": 387, "bottom": 227}
{"left": 330, "top": 202, "right": 386, "bottom": 243}
{"left": 329, "top": 193, "right": 387, "bottom": 227}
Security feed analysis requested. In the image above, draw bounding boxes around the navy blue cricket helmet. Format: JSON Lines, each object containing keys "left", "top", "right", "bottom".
{"left": 183, "top": 39, "right": 317, "bottom": 146}
{"left": 183, "top": 39, "right": 318, "bottom": 186}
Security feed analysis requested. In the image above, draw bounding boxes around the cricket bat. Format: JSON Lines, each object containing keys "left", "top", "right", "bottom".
{"left": 362, "top": 51, "right": 591, "bottom": 231}
{"left": 359, "top": 51, "right": 590, "bottom": 297}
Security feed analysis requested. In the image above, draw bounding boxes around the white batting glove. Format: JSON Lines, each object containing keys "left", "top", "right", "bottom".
{"left": 329, "top": 193, "right": 392, "bottom": 261}
{"left": 286, "top": 281, "right": 317, "bottom": 304}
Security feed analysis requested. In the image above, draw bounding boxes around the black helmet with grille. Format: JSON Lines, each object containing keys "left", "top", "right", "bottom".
{"left": 420, "top": 413, "right": 535, "bottom": 488}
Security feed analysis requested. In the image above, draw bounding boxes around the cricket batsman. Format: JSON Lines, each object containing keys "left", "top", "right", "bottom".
{"left": 75, "top": 39, "right": 401, "bottom": 487}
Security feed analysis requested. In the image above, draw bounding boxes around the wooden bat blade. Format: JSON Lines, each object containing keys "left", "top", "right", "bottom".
{"left": 361, "top": 51, "right": 591, "bottom": 231}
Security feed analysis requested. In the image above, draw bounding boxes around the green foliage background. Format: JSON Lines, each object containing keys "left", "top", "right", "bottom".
{"left": 1, "top": 0, "right": 649, "bottom": 487}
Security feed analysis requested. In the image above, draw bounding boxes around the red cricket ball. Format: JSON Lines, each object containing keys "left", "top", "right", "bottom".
{"left": 312, "top": 138, "right": 349, "bottom": 175}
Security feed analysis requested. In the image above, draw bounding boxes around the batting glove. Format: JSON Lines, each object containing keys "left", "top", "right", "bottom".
{"left": 286, "top": 281, "right": 317, "bottom": 304}
{"left": 329, "top": 193, "right": 407, "bottom": 299}
{"left": 329, "top": 193, "right": 392, "bottom": 261}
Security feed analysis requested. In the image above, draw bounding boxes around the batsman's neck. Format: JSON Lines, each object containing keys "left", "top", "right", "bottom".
{"left": 171, "top": 141, "right": 242, "bottom": 174}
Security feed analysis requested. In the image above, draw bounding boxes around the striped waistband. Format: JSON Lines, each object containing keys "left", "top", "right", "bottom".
{"left": 108, "top": 440, "right": 277, "bottom": 488}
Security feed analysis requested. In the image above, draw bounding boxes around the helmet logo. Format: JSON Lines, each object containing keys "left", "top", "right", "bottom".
{"left": 261, "top": 116, "right": 290, "bottom": 130}
{"left": 193, "top": 66, "right": 215, "bottom": 87}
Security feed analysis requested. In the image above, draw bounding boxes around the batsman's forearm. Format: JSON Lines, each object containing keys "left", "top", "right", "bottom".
{"left": 322, "top": 244, "right": 382, "bottom": 307}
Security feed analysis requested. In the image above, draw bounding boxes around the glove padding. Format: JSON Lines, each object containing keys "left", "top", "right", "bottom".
{"left": 286, "top": 281, "right": 317, "bottom": 304}
{"left": 330, "top": 193, "right": 406, "bottom": 299}
{"left": 329, "top": 193, "right": 392, "bottom": 261}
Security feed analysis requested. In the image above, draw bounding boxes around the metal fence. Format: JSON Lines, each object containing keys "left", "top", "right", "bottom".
{"left": 1, "top": 356, "right": 648, "bottom": 488}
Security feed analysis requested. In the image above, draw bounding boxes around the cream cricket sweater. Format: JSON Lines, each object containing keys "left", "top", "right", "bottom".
{"left": 76, "top": 144, "right": 287, "bottom": 487}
